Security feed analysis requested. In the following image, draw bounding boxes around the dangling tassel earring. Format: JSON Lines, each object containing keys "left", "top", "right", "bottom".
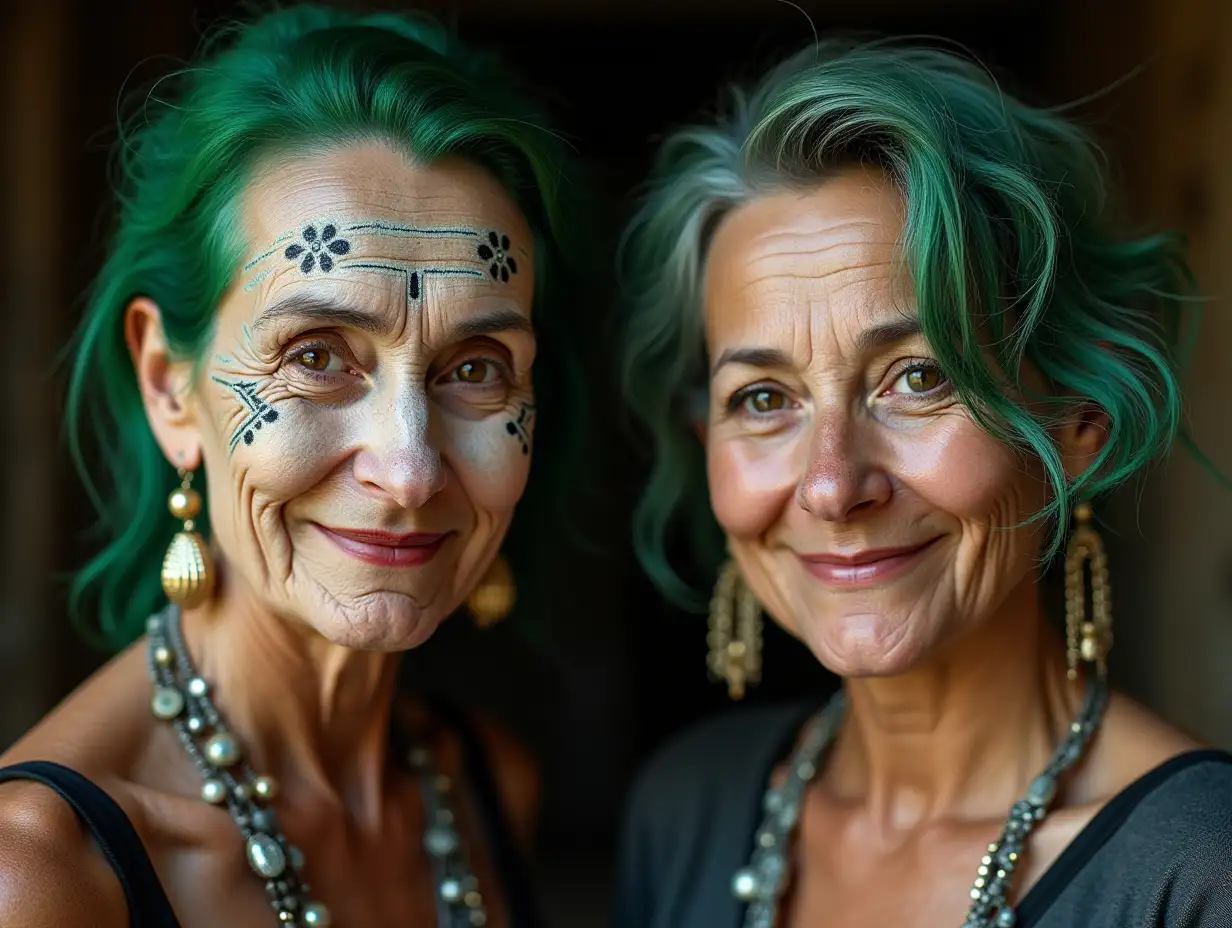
{"left": 467, "top": 553, "right": 515, "bottom": 629}
{"left": 1065, "top": 502, "right": 1112, "bottom": 680}
{"left": 707, "top": 558, "right": 763, "bottom": 700}
{"left": 161, "top": 468, "right": 215, "bottom": 608}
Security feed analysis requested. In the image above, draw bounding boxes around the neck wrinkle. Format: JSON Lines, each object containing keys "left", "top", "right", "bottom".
{"left": 179, "top": 586, "right": 402, "bottom": 832}
{"left": 827, "top": 574, "right": 1083, "bottom": 832}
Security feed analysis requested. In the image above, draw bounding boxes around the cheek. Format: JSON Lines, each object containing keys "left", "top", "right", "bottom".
{"left": 445, "top": 415, "right": 530, "bottom": 514}
{"left": 890, "top": 414, "right": 1040, "bottom": 525}
{"left": 707, "top": 432, "right": 802, "bottom": 538}
{"left": 200, "top": 398, "right": 353, "bottom": 534}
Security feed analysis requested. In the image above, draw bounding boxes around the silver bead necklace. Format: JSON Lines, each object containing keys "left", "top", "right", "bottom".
{"left": 145, "top": 605, "right": 489, "bottom": 928}
{"left": 733, "top": 675, "right": 1108, "bottom": 928}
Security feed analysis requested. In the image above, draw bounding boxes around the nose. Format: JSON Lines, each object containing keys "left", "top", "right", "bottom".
{"left": 796, "top": 411, "right": 892, "bottom": 522}
{"left": 352, "top": 386, "right": 447, "bottom": 510}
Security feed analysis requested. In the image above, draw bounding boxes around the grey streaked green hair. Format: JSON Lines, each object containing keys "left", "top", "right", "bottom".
{"left": 619, "top": 39, "right": 1197, "bottom": 607}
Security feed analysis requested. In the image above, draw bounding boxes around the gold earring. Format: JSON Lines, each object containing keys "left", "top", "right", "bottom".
{"left": 161, "top": 468, "right": 215, "bottom": 609}
{"left": 1065, "top": 502, "right": 1112, "bottom": 680}
{"left": 707, "top": 558, "right": 763, "bottom": 700}
{"left": 467, "top": 553, "right": 515, "bottom": 628}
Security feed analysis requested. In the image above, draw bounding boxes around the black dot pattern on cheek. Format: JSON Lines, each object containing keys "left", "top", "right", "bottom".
{"left": 506, "top": 404, "right": 534, "bottom": 455}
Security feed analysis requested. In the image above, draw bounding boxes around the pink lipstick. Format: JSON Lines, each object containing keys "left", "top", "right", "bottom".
{"left": 316, "top": 526, "right": 449, "bottom": 567}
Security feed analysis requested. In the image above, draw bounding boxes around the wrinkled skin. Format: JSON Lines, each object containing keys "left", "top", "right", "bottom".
{"left": 0, "top": 145, "right": 540, "bottom": 928}
{"left": 700, "top": 166, "right": 1200, "bottom": 927}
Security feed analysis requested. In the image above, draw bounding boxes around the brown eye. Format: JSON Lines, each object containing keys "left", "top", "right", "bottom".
{"left": 297, "top": 348, "right": 331, "bottom": 372}
{"left": 749, "top": 389, "right": 786, "bottom": 413}
{"left": 455, "top": 360, "right": 491, "bottom": 383}
{"left": 904, "top": 366, "right": 942, "bottom": 393}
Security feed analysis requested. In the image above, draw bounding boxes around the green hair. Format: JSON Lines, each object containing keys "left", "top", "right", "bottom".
{"left": 67, "top": 4, "right": 589, "bottom": 649}
{"left": 619, "top": 39, "right": 1198, "bottom": 608}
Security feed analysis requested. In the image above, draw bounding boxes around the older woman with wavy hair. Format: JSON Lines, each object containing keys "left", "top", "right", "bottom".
{"left": 0, "top": 6, "right": 586, "bottom": 927}
{"left": 616, "top": 40, "right": 1232, "bottom": 928}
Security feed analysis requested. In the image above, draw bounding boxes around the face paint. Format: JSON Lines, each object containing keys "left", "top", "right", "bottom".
{"left": 192, "top": 145, "right": 537, "bottom": 652}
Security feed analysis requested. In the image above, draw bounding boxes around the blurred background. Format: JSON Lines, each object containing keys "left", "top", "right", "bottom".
{"left": 3, "top": 0, "right": 1230, "bottom": 924}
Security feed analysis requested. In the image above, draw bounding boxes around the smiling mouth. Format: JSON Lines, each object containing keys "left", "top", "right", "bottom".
{"left": 797, "top": 537, "right": 942, "bottom": 587}
{"left": 316, "top": 526, "right": 450, "bottom": 567}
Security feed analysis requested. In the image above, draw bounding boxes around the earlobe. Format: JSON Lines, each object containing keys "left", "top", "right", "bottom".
{"left": 125, "top": 296, "right": 202, "bottom": 469}
{"left": 1058, "top": 401, "right": 1110, "bottom": 481}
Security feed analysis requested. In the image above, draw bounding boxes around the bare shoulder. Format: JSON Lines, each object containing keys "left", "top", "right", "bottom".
{"left": 0, "top": 779, "right": 128, "bottom": 928}
{"left": 467, "top": 713, "right": 541, "bottom": 847}
{"left": 1092, "top": 691, "right": 1207, "bottom": 792}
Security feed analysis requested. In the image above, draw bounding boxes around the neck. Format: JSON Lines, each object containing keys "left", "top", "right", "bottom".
{"left": 178, "top": 584, "right": 401, "bottom": 826}
{"left": 828, "top": 575, "right": 1084, "bottom": 829}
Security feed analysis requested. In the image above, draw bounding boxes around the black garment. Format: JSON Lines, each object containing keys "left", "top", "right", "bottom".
{"left": 617, "top": 702, "right": 1232, "bottom": 928}
{"left": 0, "top": 710, "right": 542, "bottom": 928}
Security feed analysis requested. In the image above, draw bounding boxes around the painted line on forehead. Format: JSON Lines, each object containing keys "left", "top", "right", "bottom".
{"left": 210, "top": 375, "right": 279, "bottom": 453}
{"left": 343, "top": 222, "right": 480, "bottom": 238}
{"left": 242, "top": 231, "right": 296, "bottom": 271}
{"left": 243, "top": 268, "right": 273, "bottom": 293}
{"left": 338, "top": 260, "right": 486, "bottom": 306}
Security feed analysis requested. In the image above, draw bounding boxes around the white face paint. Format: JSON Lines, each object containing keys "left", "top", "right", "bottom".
{"left": 192, "top": 143, "right": 537, "bottom": 651}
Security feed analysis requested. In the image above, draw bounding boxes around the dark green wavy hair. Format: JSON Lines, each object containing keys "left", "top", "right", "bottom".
{"left": 619, "top": 39, "right": 1198, "bottom": 607}
{"left": 67, "top": 4, "right": 587, "bottom": 649}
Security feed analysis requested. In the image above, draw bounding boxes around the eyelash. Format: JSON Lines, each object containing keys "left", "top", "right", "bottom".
{"left": 444, "top": 355, "right": 513, "bottom": 385}
{"left": 284, "top": 339, "right": 355, "bottom": 382}
{"left": 884, "top": 359, "right": 949, "bottom": 397}
{"left": 724, "top": 360, "right": 949, "bottom": 415}
{"left": 726, "top": 383, "right": 791, "bottom": 415}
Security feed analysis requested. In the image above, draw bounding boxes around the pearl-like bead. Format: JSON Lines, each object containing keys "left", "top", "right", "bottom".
{"left": 464, "top": 890, "right": 482, "bottom": 908}
{"left": 288, "top": 845, "right": 305, "bottom": 871}
{"left": 204, "top": 732, "right": 242, "bottom": 767}
{"left": 186, "top": 676, "right": 209, "bottom": 698}
{"left": 469, "top": 912, "right": 487, "bottom": 926}
{"left": 440, "top": 879, "right": 462, "bottom": 903}
{"left": 253, "top": 775, "right": 279, "bottom": 800}
{"left": 424, "top": 824, "right": 460, "bottom": 857}
{"left": 996, "top": 907, "right": 1018, "bottom": 927}
{"left": 301, "top": 902, "right": 332, "bottom": 926}
{"left": 245, "top": 833, "right": 287, "bottom": 878}
{"left": 186, "top": 715, "right": 206, "bottom": 734}
{"left": 200, "top": 779, "right": 227, "bottom": 804}
{"left": 731, "top": 868, "right": 760, "bottom": 901}
{"left": 153, "top": 645, "right": 173, "bottom": 666}
{"left": 150, "top": 686, "right": 184, "bottom": 720}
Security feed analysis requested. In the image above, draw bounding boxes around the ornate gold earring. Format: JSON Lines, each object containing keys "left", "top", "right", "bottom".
{"left": 707, "top": 558, "right": 763, "bottom": 700}
{"left": 1065, "top": 502, "right": 1112, "bottom": 680}
{"left": 467, "top": 553, "right": 515, "bottom": 629}
{"left": 161, "top": 468, "right": 215, "bottom": 608}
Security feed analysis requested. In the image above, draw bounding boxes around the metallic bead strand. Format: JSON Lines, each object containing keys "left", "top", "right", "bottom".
{"left": 146, "top": 605, "right": 486, "bottom": 927}
{"left": 732, "top": 675, "right": 1108, "bottom": 928}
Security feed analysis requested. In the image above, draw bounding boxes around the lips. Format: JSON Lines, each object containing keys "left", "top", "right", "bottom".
{"left": 798, "top": 537, "right": 941, "bottom": 587}
{"left": 316, "top": 526, "right": 450, "bottom": 568}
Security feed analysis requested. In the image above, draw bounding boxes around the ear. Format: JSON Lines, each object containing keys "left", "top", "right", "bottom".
{"left": 1055, "top": 400, "right": 1110, "bottom": 482}
{"left": 125, "top": 297, "right": 202, "bottom": 470}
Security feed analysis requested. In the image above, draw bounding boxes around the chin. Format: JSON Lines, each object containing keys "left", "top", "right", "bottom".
{"left": 309, "top": 591, "right": 448, "bottom": 652}
{"left": 800, "top": 610, "right": 930, "bottom": 678}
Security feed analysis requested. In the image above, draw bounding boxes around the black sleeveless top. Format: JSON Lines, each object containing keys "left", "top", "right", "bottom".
{"left": 0, "top": 705, "right": 543, "bottom": 928}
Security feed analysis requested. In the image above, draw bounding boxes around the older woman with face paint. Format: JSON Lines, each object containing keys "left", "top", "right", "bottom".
{"left": 0, "top": 7, "right": 584, "bottom": 928}
{"left": 616, "top": 41, "right": 1232, "bottom": 928}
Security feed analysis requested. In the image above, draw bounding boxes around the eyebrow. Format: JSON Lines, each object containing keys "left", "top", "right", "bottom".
{"left": 709, "top": 317, "right": 923, "bottom": 379}
{"left": 251, "top": 293, "right": 534, "bottom": 343}
{"left": 252, "top": 293, "right": 395, "bottom": 336}
{"left": 446, "top": 307, "right": 535, "bottom": 342}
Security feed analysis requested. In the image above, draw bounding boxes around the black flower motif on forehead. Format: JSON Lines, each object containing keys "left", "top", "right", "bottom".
{"left": 478, "top": 231, "right": 518, "bottom": 283}
{"left": 284, "top": 224, "right": 351, "bottom": 274}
